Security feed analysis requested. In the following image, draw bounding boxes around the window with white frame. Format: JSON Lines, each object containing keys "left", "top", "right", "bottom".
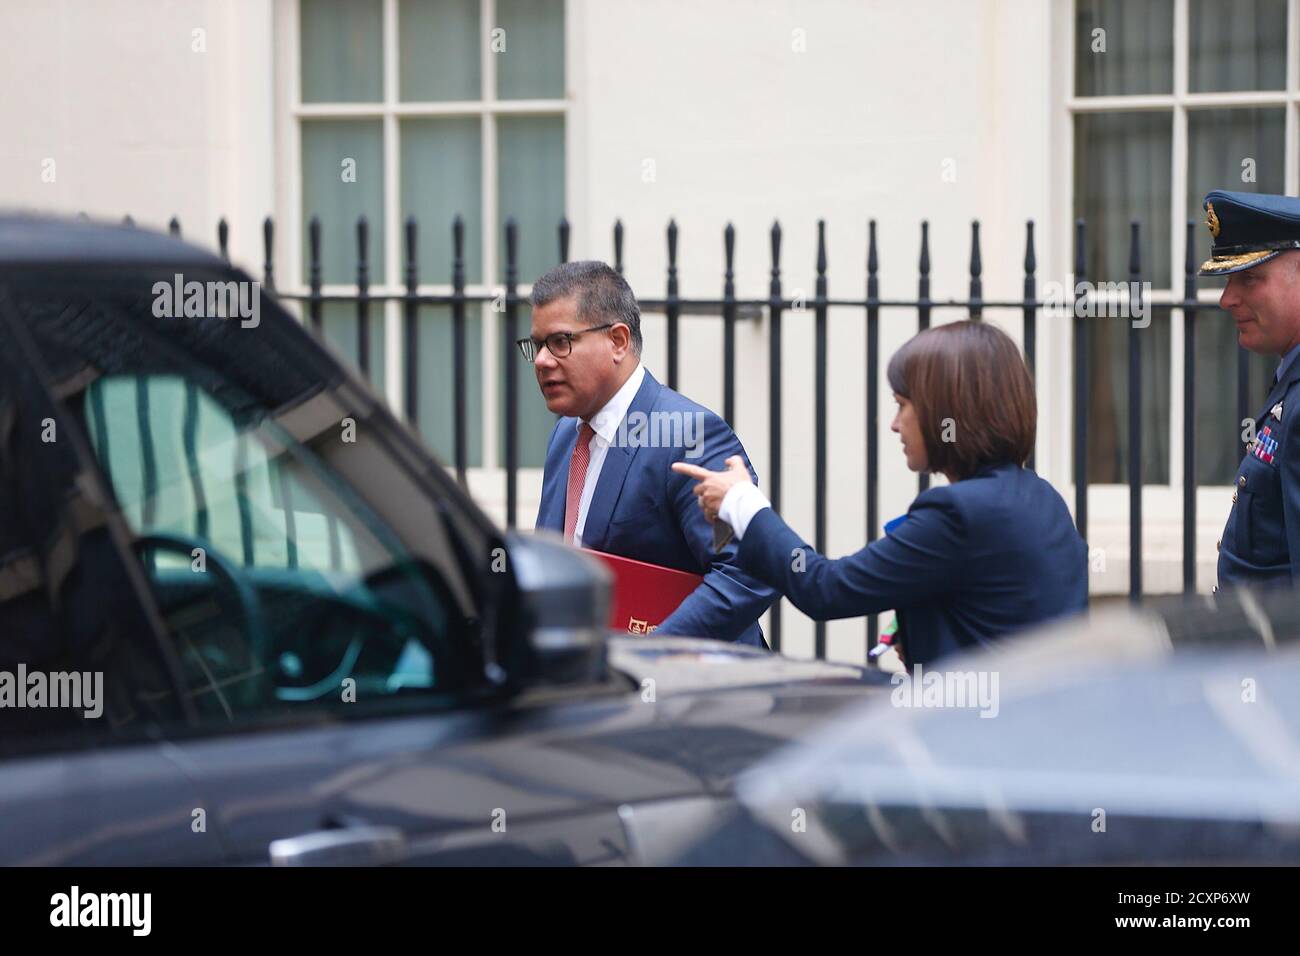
{"left": 1070, "top": 0, "right": 1298, "bottom": 487}
{"left": 290, "top": 0, "right": 566, "bottom": 469}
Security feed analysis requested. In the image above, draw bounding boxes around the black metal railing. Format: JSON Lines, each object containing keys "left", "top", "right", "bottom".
{"left": 130, "top": 211, "right": 1236, "bottom": 659}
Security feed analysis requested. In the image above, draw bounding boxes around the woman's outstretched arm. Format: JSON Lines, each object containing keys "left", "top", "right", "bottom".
{"left": 734, "top": 501, "right": 964, "bottom": 620}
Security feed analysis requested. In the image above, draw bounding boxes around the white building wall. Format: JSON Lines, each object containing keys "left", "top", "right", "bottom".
{"left": 0, "top": 0, "right": 276, "bottom": 266}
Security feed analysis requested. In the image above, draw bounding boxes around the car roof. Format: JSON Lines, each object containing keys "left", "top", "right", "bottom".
{"left": 0, "top": 213, "right": 229, "bottom": 272}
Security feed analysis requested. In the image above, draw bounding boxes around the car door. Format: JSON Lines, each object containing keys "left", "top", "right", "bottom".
{"left": 0, "top": 294, "right": 224, "bottom": 865}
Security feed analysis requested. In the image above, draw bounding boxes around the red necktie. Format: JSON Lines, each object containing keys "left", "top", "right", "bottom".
{"left": 564, "top": 423, "right": 595, "bottom": 543}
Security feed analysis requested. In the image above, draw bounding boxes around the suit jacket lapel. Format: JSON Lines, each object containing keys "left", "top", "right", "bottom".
{"left": 580, "top": 370, "right": 661, "bottom": 550}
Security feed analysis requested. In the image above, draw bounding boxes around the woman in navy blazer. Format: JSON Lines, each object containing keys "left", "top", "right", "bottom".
{"left": 673, "top": 320, "right": 1088, "bottom": 667}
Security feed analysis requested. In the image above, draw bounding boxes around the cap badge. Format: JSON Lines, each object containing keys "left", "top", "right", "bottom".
{"left": 1206, "top": 202, "right": 1221, "bottom": 239}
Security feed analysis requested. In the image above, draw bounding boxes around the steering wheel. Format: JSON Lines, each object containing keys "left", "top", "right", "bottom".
{"left": 132, "top": 531, "right": 272, "bottom": 710}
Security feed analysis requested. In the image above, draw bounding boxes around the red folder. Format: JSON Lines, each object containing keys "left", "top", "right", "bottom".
{"left": 582, "top": 548, "right": 702, "bottom": 634}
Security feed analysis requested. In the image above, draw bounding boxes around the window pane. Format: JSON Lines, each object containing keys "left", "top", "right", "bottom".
{"left": 1082, "top": 308, "right": 1172, "bottom": 484}
{"left": 1194, "top": 309, "right": 1276, "bottom": 485}
{"left": 1075, "top": 0, "right": 1174, "bottom": 96}
{"left": 301, "top": 120, "right": 385, "bottom": 284}
{"left": 414, "top": 306, "right": 484, "bottom": 468}
{"left": 399, "top": 0, "right": 481, "bottom": 101}
{"left": 499, "top": 306, "right": 559, "bottom": 469}
{"left": 1189, "top": 0, "right": 1287, "bottom": 92}
{"left": 321, "top": 301, "right": 386, "bottom": 393}
{"left": 401, "top": 118, "right": 483, "bottom": 284}
{"left": 1186, "top": 108, "right": 1285, "bottom": 290}
{"left": 495, "top": 0, "right": 565, "bottom": 99}
{"left": 497, "top": 114, "right": 564, "bottom": 466}
{"left": 498, "top": 114, "right": 565, "bottom": 284}
{"left": 301, "top": 0, "right": 383, "bottom": 103}
{"left": 1074, "top": 112, "right": 1172, "bottom": 287}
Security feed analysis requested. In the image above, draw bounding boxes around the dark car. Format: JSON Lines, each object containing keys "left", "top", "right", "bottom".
{"left": 0, "top": 215, "right": 883, "bottom": 866}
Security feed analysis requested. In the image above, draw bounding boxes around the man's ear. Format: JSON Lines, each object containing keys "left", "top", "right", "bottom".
{"left": 609, "top": 322, "right": 632, "bottom": 359}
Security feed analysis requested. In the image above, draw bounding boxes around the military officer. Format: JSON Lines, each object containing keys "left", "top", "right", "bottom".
{"left": 1202, "top": 190, "right": 1300, "bottom": 590}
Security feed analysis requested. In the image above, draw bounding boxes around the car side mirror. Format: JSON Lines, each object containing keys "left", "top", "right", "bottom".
{"left": 505, "top": 531, "right": 611, "bottom": 685}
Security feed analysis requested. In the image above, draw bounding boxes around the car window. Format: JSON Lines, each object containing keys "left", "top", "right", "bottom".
{"left": 89, "top": 374, "right": 376, "bottom": 576}
{"left": 6, "top": 278, "right": 490, "bottom": 737}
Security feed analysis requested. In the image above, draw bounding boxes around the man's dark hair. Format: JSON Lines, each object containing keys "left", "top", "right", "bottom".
{"left": 530, "top": 260, "right": 643, "bottom": 355}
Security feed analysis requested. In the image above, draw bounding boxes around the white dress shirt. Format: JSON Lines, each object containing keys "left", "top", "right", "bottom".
{"left": 572, "top": 362, "right": 646, "bottom": 546}
{"left": 717, "top": 481, "right": 772, "bottom": 541}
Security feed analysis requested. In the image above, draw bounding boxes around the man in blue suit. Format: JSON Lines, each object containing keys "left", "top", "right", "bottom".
{"left": 523, "top": 261, "right": 774, "bottom": 646}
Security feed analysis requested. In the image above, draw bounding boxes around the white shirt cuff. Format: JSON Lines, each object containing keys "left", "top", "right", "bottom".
{"left": 718, "top": 482, "right": 771, "bottom": 540}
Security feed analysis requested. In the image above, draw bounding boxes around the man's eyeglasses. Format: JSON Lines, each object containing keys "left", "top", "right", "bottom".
{"left": 516, "top": 323, "right": 616, "bottom": 361}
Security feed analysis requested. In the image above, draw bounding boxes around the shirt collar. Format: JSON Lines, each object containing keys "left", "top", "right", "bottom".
{"left": 579, "top": 362, "right": 645, "bottom": 445}
{"left": 1276, "top": 341, "right": 1300, "bottom": 386}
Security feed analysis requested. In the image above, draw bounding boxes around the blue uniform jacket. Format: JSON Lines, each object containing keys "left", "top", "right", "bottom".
{"left": 536, "top": 369, "right": 775, "bottom": 646}
{"left": 1219, "top": 353, "right": 1300, "bottom": 588}
{"left": 735, "top": 461, "right": 1089, "bottom": 666}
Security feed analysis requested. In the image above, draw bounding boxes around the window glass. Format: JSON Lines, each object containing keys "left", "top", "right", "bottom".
{"left": 1081, "top": 308, "right": 1172, "bottom": 485}
{"left": 498, "top": 114, "right": 565, "bottom": 289}
{"left": 1073, "top": 111, "right": 1174, "bottom": 485}
{"left": 299, "top": 1, "right": 566, "bottom": 470}
{"left": 1075, "top": 0, "right": 1174, "bottom": 96}
{"left": 495, "top": 0, "right": 566, "bottom": 99}
{"left": 400, "top": 0, "right": 481, "bottom": 102}
{"left": 1074, "top": 111, "right": 1172, "bottom": 288}
{"left": 301, "top": 0, "right": 384, "bottom": 103}
{"left": 1189, "top": 0, "right": 1287, "bottom": 92}
{"left": 301, "top": 120, "right": 386, "bottom": 285}
{"left": 498, "top": 115, "right": 565, "bottom": 467}
{"left": 1073, "top": 0, "right": 1296, "bottom": 489}
{"left": 401, "top": 117, "right": 484, "bottom": 284}
{"left": 415, "top": 306, "right": 485, "bottom": 468}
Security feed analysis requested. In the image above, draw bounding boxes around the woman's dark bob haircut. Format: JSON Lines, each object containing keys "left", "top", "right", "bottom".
{"left": 886, "top": 320, "right": 1036, "bottom": 481}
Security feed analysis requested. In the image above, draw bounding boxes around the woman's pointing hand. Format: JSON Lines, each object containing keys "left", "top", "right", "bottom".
{"left": 671, "top": 455, "right": 752, "bottom": 523}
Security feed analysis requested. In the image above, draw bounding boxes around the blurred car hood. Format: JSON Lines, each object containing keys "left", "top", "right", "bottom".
{"left": 606, "top": 635, "right": 882, "bottom": 695}
{"left": 659, "top": 602, "right": 1300, "bottom": 865}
